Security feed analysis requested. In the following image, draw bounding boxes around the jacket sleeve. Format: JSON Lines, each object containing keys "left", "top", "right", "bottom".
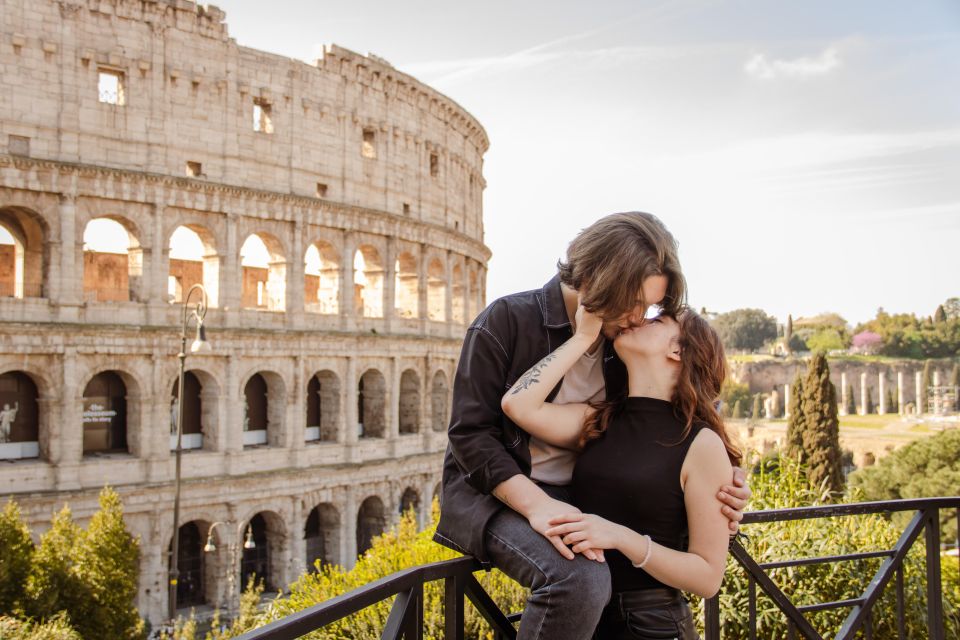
{"left": 446, "top": 305, "right": 524, "bottom": 495}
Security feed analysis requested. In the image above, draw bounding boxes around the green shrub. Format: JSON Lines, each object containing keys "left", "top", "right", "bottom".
{"left": 688, "top": 455, "right": 959, "bottom": 638}
{"left": 0, "top": 613, "right": 81, "bottom": 640}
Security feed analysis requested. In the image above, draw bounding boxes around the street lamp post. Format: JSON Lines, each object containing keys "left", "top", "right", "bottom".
{"left": 168, "top": 284, "right": 211, "bottom": 621}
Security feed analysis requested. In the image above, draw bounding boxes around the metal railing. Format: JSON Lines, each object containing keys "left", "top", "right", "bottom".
{"left": 237, "top": 497, "right": 959, "bottom": 640}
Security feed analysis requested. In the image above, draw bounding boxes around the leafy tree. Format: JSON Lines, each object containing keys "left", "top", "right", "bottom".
{"left": 805, "top": 329, "right": 847, "bottom": 352}
{"left": 0, "top": 500, "right": 34, "bottom": 615}
{"left": 73, "top": 487, "right": 144, "bottom": 640}
{"left": 711, "top": 308, "right": 778, "bottom": 352}
{"left": 22, "top": 506, "right": 89, "bottom": 628}
{"left": 943, "top": 297, "right": 960, "bottom": 320}
{"left": 0, "top": 612, "right": 81, "bottom": 640}
{"left": 951, "top": 363, "right": 960, "bottom": 411}
{"left": 720, "top": 380, "right": 752, "bottom": 418}
{"left": 849, "top": 428, "right": 960, "bottom": 542}
{"left": 844, "top": 384, "right": 856, "bottom": 416}
{"left": 786, "top": 353, "right": 843, "bottom": 494}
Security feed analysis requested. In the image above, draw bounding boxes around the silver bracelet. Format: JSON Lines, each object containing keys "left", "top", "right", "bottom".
{"left": 632, "top": 534, "right": 653, "bottom": 569}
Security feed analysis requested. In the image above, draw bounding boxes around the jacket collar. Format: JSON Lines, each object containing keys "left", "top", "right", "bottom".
{"left": 541, "top": 274, "right": 573, "bottom": 329}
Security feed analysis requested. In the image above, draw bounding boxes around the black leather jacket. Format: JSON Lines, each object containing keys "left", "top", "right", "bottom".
{"left": 433, "top": 275, "right": 627, "bottom": 563}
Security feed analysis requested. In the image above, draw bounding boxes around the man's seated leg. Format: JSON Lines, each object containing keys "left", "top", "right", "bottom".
{"left": 485, "top": 506, "right": 611, "bottom": 640}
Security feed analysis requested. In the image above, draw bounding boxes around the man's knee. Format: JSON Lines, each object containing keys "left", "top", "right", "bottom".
{"left": 568, "top": 558, "right": 611, "bottom": 606}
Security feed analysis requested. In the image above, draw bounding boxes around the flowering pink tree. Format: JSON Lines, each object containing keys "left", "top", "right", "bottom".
{"left": 851, "top": 331, "right": 883, "bottom": 354}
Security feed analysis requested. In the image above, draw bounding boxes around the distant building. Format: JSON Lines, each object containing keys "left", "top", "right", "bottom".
{"left": 0, "top": 0, "right": 488, "bottom": 624}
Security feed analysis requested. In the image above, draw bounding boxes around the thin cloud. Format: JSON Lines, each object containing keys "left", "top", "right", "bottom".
{"left": 744, "top": 47, "right": 841, "bottom": 80}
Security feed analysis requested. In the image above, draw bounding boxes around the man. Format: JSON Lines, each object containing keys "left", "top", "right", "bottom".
{"left": 435, "top": 212, "right": 751, "bottom": 640}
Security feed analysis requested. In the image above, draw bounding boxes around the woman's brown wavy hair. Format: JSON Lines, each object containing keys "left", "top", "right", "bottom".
{"left": 580, "top": 307, "right": 742, "bottom": 466}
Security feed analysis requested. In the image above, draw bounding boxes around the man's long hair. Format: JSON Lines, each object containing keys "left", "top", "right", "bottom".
{"left": 558, "top": 212, "right": 687, "bottom": 319}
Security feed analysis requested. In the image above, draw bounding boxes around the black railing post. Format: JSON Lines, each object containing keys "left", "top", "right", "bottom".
{"left": 704, "top": 595, "right": 720, "bottom": 639}
{"left": 925, "top": 508, "right": 944, "bottom": 640}
{"left": 444, "top": 574, "right": 464, "bottom": 640}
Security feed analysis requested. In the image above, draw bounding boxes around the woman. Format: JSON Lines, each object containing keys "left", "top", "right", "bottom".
{"left": 501, "top": 303, "right": 741, "bottom": 639}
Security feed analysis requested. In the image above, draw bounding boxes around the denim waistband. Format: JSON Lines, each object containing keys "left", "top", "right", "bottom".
{"left": 610, "top": 586, "right": 684, "bottom": 613}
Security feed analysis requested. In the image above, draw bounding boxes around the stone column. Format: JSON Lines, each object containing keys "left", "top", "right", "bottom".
{"left": 220, "top": 213, "right": 241, "bottom": 316}
{"left": 839, "top": 372, "right": 848, "bottom": 416}
{"left": 388, "top": 357, "right": 400, "bottom": 440}
{"left": 384, "top": 236, "right": 396, "bottom": 332}
{"left": 224, "top": 356, "right": 242, "bottom": 456}
{"left": 289, "top": 498, "right": 306, "bottom": 579}
{"left": 860, "top": 372, "right": 868, "bottom": 415}
{"left": 444, "top": 250, "right": 454, "bottom": 337}
{"left": 57, "top": 194, "right": 82, "bottom": 313}
{"left": 897, "top": 371, "right": 905, "bottom": 415}
{"left": 290, "top": 355, "right": 306, "bottom": 460}
{"left": 783, "top": 384, "right": 790, "bottom": 418}
{"left": 340, "top": 234, "right": 355, "bottom": 332}
{"left": 418, "top": 244, "right": 429, "bottom": 333}
{"left": 916, "top": 371, "right": 923, "bottom": 415}
{"left": 344, "top": 491, "right": 358, "bottom": 569}
{"left": 933, "top": 370, "right": 942, "bottom": 414}
{"left": 344, "top": 357, "right": 358, "bottom": 445}
{"left": 878, "top": 373, "right": 887, "bottom": 415}
{"left": 287, "top": 221, "right": 305, "bottom": 325}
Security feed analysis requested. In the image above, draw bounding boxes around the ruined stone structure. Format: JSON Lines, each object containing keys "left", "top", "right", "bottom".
{"left": 0, "top": 0, "right": 489, "bottom": 624}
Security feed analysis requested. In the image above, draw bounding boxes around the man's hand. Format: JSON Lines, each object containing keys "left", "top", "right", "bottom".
{"left": 718, "top": 466, "right": 751, "bottom": 534}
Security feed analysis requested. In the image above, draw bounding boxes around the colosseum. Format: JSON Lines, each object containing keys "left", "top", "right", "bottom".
{"left": 0, "top": 0, "right": 489, "bottom": 626}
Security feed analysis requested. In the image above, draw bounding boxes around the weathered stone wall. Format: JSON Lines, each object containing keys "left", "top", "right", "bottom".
{"left": 730, "top": 357, "right": 957, "bottom": 409}
{"left": 0, "top": 0, "right": 490, "bottom": 626}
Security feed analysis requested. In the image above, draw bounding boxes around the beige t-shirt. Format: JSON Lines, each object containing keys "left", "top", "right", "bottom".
{"left": 529, "top": 341, "right": 605, "bottom": 485}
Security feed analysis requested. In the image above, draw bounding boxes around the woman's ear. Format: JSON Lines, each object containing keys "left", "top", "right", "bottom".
{"left": 667, "top": 336, "right": 682, "bottom": 362}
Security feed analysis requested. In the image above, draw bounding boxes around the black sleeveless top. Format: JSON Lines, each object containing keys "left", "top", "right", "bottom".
{"left": 571, "top": 396, "right": 704, "bottom": 592}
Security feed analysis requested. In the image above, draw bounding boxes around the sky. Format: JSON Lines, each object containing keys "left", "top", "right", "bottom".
{"left": 132, "top": 1, "right": 960, "bottom": 324}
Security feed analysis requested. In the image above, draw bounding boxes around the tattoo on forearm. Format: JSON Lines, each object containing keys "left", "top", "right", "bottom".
{"left": 510, "top": 341, "right": 572, "bottom": 395}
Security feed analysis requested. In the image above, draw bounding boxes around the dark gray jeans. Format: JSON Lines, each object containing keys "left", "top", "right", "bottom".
{"left": 484, "top": 484, "right": 612, "bottom": 640}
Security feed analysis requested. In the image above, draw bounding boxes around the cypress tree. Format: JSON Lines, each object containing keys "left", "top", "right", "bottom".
{"left": 844, "top": 384, "right": 857, "bottom": 416}
{"left": 752, "top": 393, "right": 762, "bottom": 420}
{"left": 920, "top": 360, "right": 932, "bottom": 413}
{"left": 864, "top": 386, "right": 874, "bottom": 414}
{"left": 785, "top": 314, "right": 794, "bottom": 355}
{"left": 785, "top": 372, "right": 805, "bottom": 459}
{"left": 800, "top": 352, "right": 844, "bottom": 494}
{"left": 887, "top": 388, "right": 897, "bottom": 413}
{"left": 934, "top": 304, "right": 947, "bottom": 323}
{"left": 951, "top": 364, "right": 959, "bottom": 411}
{"left": 0, "top": 500, "right": 34, "bottom": 615}
{"left": 732, "top": 399, "right": 743, "bottom": 419}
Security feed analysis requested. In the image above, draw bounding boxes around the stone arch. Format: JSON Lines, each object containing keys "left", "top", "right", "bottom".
{"left": 398, "top": 369, "right": 420, "bottom": 435}
{"left": 468, "top": 266, "right": 481, "bottom": 322}
{"left": 240, "top": 233, "right": 286, "bottom": 311}
{"left": 356, "top": 496, "right": 386, "bottom": 556}
{"left": 353, "top": 245, "right": 384, "bottom": 318}
{"left": 168, "top": 224, "right": 220, "bottom": 308}
{"left": 167, "top": 519, "right": 214, "bottom": 609}
{"left": 399, "top": 487, "right": 420, "bottom": 518}
{"left": 430, "top": 370, "right": 449, "bottom": 432}
{"left": 357, "top": 369, "right": 386, "bottom": 439}
{"left": 394, "top": 251, "right": 418, "bottom": 319}
{"left": 240, "top": 511, "right": 286, "bottom": 592}
{"left": 82, "top": 370, "right": 137, "bottom": 455}
{"left": 304, "top": 503, "right": 340, "bottom": 571}
{"left": 451, "top": 262, "right": 465, "bottom": 325}
{"left": 427, "top": 258, "right": 446, "bottom": 321}
{"left": 170, "top": 370, "right": 214, "bottom": 451}
{"left": 0, "top": 206, "right": 47, "bottom": 298}
{"left": 82, "top": 216, "right": 144, "bottom": 302}
{"left": 306, "top": 370, "right": 340, "bottom": 443}
{"left": 0, "top": 371, "right": 40, "bottom": 460}
{"left": 242, "top": 371, "right": 286, "bottom": 447}
{"left": 304, "top": 240, "right": 339, "bottom": 314}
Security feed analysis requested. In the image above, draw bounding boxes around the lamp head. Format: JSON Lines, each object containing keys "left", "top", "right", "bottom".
{"left": 243, "top": 527, "right": 256, "bottom": 550}
{"left": 190, "top": 322, "right": 212, "bottom": 354}
{"left": 203, "top": 533, "right": 216, "bottom": 553}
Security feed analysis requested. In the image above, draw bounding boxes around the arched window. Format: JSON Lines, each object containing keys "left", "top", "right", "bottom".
{"left": 353, "top": 246, "right": 384, "bottom": 318}
{"left": 306, "top": 371, "right": 340, "bottom": 442}
{"left": 304, "top": 242, "right": 339, "bottom": 314}
{"left": 398, "top": 370, "right": 420, "bottom": 435}
{"left": 240, "top": 234, "right": 286, "bottom": 311}
{"left": 82, "top": 218, "right": 142, "bottom": 302}
{"left": 304, "top": 504, "right": 340, "bottom": 572}
{"left": 0, "top": 208, "right": 45, "bottom": 299}
{"left": 427, "top": 259, "right": 446, "bottom": 321}
{"left": 0, "top": 371, "right": 39, "bottom": 459}
{"left": 82, "top": 371, "right": 128, "bottom": 454}
{"left": 243, "top": 374, "right": 268, "bottom": 446}
{"left": 399, "top": 487, "right": 420, "bottom": 517}
{"left": 357, "top": 370, "right": 386, "bottom": 438}
{"left": 171, "top": 372, "right": 203, "bottom": 450}
{"left": 168, "top": 225, "right": 219, "bottom": 307}
{"left": 170, "top": 522, "right": 206, "bottom": 608}
{"left": 394, "top": 252, "right": 418, "bottom": 318}
{"left": 431, "top": 371, "right": 449, "bottom": 432}
{"left": 356, "top": 497, "right": 386, "bottom": 556}
{"left": 240, "top": 514, "right": 272, "bottom": 591}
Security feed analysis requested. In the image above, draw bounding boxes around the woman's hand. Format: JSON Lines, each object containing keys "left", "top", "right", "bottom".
{"left": 574, "top": 302, "right": 603, "bottom": 341}
{"left": 545, "top": 513, "right": 626, "bottom": 554}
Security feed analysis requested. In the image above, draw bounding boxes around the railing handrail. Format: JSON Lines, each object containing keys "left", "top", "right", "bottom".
{"left": 740, "top": 495, "right": 960, "bottom": 524}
